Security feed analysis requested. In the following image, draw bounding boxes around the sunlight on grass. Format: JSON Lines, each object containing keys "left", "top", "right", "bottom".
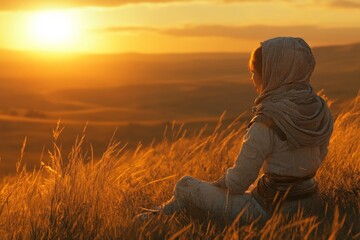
{"left": 0, "top": 94, "right": 359, "bottom": 239}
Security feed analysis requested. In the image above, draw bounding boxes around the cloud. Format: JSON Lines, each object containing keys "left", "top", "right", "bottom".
{"left": 101, "top": 26, "right": 158, "bottom": 32}
{"left": 221, "top": 0, "right": 274, "bottom": 2}
{"left": 0, "top": 0, "right": 282, "bottom": 10}
{"left": 100, "top": 24, "right": 360, "bottom": 43}
{"left": 0, "top": 0, "right": 189, "bottom": 10}
{"left": 329, "top": 0, "right": 360, "bottom": 8}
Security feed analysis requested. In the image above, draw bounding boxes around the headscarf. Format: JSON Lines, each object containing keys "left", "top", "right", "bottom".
{"left": 252, "top": 37, "right": 333, "bottom": 149}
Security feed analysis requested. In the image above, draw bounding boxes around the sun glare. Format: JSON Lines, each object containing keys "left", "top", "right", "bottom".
{"left": 28, "top": 11, "right": 78, "bottom": 50}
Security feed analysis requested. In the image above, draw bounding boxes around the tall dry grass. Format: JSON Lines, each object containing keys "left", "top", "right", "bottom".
{"left": 0, "top": 94, "right": 359, "bottom": 239}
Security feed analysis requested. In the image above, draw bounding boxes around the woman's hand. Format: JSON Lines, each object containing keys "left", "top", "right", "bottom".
{"left": 212, "top": 175, "right": 227, "bottom": 189}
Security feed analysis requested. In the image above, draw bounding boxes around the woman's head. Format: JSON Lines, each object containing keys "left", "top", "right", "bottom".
{"left": 249, "top": 37, "right": 316, "bottom": 95}
{"left": 250, "top": 37, "right": 333, "bottom": 150}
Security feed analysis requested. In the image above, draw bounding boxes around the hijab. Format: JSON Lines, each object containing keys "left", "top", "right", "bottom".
{"left": 252, "top": 37, "right": 333, "bottom": 149}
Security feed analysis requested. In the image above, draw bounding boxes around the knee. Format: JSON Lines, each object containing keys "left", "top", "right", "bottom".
{"left": 174, "top": 176, "right": 195, "bottom": 200}
{"left": 176, "top": 176, "right": 194, "bottom": 189}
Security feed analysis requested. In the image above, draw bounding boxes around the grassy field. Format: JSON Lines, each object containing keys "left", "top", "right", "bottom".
{"left": 0, "top": 93, "right": 358, "bottom": 239}
{"left": 0, "top": 43, "right": 359, "bottom": 177}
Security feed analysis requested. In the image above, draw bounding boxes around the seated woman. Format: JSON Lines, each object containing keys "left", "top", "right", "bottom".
{"left": 138, "top": 37, "right": 333, "bottom": 223}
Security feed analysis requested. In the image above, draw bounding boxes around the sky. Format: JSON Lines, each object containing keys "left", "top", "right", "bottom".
{"left": 0, "top": 0, "right": 359, "bottom": 53}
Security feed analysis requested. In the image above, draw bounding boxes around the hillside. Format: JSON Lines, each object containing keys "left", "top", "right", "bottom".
{"left": 0, "top": 42, "right": 359, "bottom": 176}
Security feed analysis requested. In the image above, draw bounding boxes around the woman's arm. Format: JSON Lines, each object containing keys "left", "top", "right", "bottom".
{"left": 212, "top": 175, "right": 227, "bottom": 188}
{"left": 224, "top": 122, "right": 273, "bottom": 194}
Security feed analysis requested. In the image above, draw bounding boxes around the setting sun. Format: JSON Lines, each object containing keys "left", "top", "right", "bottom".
{"left": 28, "top": 11, "right": 77, "bottom": 50}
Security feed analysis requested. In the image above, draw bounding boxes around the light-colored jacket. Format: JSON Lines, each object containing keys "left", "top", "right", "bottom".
{"left": 225, "top": 122, "right": 329, "bottom": 194}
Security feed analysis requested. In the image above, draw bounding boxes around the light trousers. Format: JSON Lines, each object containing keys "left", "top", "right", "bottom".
{"left": 161, "top": 175, "right": 324, "bottom": 224}
{"left": 161, "top": 176, "right": 270, "bottom": 223}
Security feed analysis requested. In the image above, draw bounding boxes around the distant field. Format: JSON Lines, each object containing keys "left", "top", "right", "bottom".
{"left": 0, "top": 43, "right": 359, "bottom": 177}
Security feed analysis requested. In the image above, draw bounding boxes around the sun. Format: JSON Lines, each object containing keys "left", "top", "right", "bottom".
{"left": 28, "top": 11, "right": 78, "bottom": 50}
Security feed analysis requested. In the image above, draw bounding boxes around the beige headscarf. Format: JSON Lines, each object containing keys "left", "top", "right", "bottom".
{"left": 253, "top": 37, "right": 333, "bottom": 149}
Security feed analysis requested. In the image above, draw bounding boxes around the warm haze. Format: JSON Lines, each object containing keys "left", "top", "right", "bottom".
{"left": 0, "top": 0, "right": 359, "bottom": 53}
{"left": 0, "top": 0, "right": 358, "bottom": 179}
{"left": 0, "top": 1, "right": 359, "bottom": 239}
{"left": 0, "top": 0, "right": 359, "bottom": 178}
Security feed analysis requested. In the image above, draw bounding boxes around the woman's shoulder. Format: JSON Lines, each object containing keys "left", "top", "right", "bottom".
{"left": 248, "top": 115, "right": 287, "bottom": 141}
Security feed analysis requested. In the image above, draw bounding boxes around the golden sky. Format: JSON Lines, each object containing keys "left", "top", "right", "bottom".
{"left": 0, "top": 0, "right": 359, "bottom": 53}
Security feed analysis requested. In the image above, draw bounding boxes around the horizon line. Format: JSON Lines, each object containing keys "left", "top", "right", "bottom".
{"left": 1, "top": 41, "right": 359, "bottom": 56}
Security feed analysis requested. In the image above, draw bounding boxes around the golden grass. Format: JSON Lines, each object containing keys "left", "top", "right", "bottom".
{"left": 0, "top": 94, "right": 359, "bottom": 239}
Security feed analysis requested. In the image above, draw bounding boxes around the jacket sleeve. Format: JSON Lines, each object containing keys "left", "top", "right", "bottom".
{"left": 225, "top": 122, "right": 273, "bottom": 194}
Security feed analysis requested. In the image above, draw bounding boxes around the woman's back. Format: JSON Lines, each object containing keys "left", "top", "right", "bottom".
{"left": 264, "top": 127, "right": 323, "bottom": 177}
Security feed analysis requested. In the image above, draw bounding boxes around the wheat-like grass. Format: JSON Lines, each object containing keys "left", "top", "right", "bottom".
{"left": 0, "top": 94, "right": 359, "bottom": 239}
